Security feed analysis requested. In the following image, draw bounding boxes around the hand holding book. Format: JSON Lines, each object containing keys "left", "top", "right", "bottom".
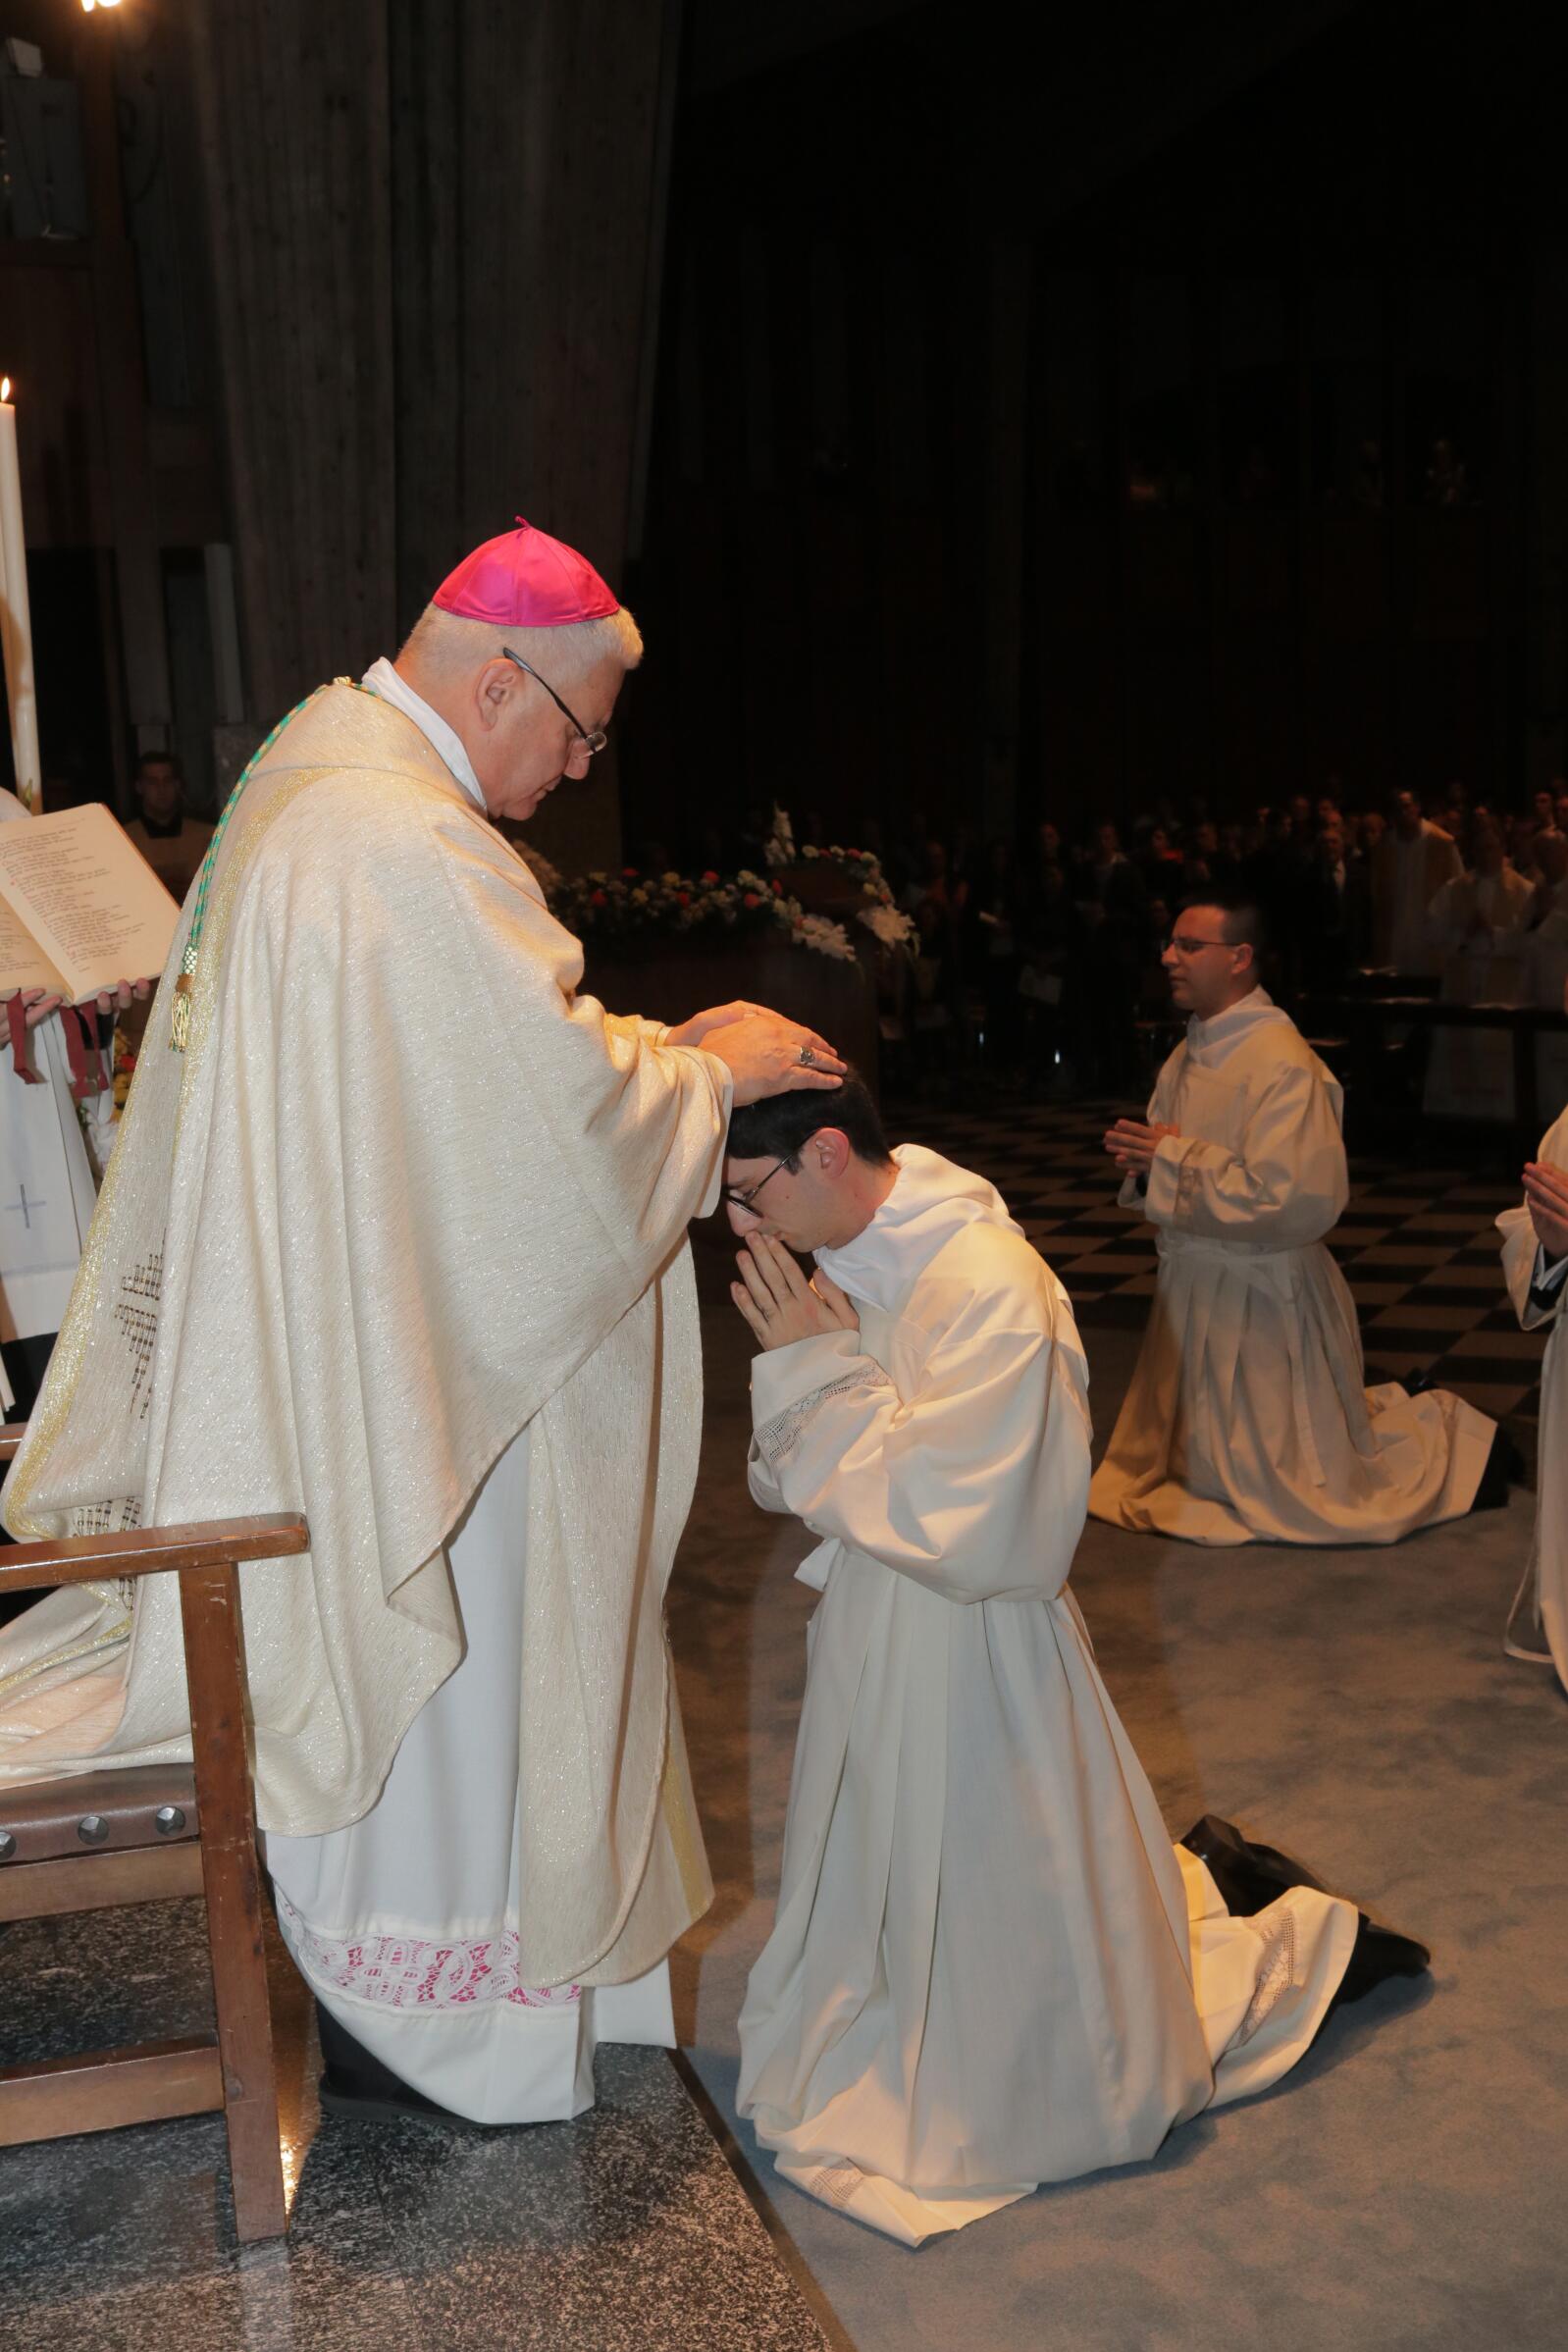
{"left": 11, "top": 976, "right": 156, "bottom": 1031}
{"left": 0, "top": 804, "right": 181, "bottom": 1007}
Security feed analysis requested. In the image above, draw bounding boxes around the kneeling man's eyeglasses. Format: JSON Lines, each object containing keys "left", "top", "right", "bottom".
{"left": 501, "top": 649, "right": 608, "bottom": 757}
{"left": 724, "top": 1158, "right": 792, "bottom": 1214}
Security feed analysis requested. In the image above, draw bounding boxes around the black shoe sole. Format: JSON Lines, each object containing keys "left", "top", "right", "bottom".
{"left": 1179, "top": 1813, "right": 1329, "bottom": 1915}
{"left": 1329, "top": 1918, "right": 1431, "bottom": 2012}
{"left": 1180, "top": 1814, "right": 1433, "bottom": 1996}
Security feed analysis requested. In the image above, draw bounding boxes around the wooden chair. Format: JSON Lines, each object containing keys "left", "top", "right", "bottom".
{"left": 0, "top": 1427, "right": 308, "bottom": 2243}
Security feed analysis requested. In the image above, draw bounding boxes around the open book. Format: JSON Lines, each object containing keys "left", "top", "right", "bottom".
{"left": 0, "top": 802, "right": 182, "bottom": 1005}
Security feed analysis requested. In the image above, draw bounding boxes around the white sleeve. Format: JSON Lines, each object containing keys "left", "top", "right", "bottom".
{"left": 744, "top": 1295, "right": 1091, "bottom": 1606}
{"left": 1139, "top": 1065, "right": 1348, "bottom": 1246}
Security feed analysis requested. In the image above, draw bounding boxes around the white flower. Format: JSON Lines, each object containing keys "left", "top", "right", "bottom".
{"left": 792, "top": 913, "right": 857, "bottom": 962}
{"left": 763, "top": 803, "right": 797, "bottom": 866}
{"left": 860, "top": 903, "right": 916, "bottom": 951}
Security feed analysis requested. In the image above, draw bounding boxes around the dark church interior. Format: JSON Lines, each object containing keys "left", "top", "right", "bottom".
{"left": 2, "top": 4, "right": 1566, "bottom": 2347}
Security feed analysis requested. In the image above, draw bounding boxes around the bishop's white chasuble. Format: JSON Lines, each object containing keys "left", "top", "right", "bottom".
{"left": 736, "top": 1146, "right": 1359, "bottom": 2244}
{"left": 1088, "top": 990, "right": 1493, "bottom": 1545}
{"left": 0, "top": 685, "right": 726, "bottom": 2117}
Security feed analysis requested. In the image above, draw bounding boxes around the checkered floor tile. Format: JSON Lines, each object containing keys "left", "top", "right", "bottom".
{"left": 889, "top": 1095, "right": 1542, "bottom": 1462}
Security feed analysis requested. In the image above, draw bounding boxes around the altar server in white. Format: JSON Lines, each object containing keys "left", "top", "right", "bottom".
{"left": 1422, "top": 809, "right": 1535, "bottom": 1123}
{"left": 724, "top": 1078, "right": 1426, "bottom": 2245}
{"left": 1089, "top": 892, "right": 1497, "bottom": 1546}
{"left": 1497, "top": 1092, "right": 1568, "bottom": 1693}
{"left": 0, "top": 519, "right": 846, "bottom": 2126}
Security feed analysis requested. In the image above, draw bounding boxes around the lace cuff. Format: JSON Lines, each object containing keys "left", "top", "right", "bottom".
{"left": 757, "top": 1365, "right": 893, "bottom": 1469}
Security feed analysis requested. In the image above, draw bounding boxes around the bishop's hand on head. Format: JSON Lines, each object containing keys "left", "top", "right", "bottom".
{"left": 664, "top": 1000, "right": 773, "bottom": 1048}
{"left": 700, "top": 1011, "right": 846, "bottom": 1105}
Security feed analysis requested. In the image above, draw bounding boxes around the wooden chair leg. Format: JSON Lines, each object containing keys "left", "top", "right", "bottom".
{"left": 179, "top": 1558, "right": 287, "bottom": 2244}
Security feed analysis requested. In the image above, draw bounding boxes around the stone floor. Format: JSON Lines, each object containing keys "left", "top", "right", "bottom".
{"left": 0, "top": 1813, "right": 833, "bottom": 2352}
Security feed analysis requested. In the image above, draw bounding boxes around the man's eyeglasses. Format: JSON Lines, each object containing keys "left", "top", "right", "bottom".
{"left": 723, "top": 1158, "right": 793, "bottom": 1215}
{"left": 1162, "top": 932, "right": 1233, "bottom": 956}
{"left": 500, "top": 650, "right": 608, "bottom": 757}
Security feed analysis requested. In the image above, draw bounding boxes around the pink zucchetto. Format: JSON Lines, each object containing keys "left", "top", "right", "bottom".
{"left": 433, "top": 517, "right": 620, "bottom": 628}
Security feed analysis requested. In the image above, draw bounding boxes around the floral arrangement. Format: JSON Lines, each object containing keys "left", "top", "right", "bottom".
{"left": 521, "top": 830, "right": 915, "bottom": 967}
{"left": 539, "top": 862, "right": 855, "bottom": 962}
{"left": 797, "top": 843, "right": 917, "bottom": 953}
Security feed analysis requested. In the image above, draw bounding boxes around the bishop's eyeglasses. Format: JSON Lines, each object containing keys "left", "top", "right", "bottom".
{"left": 501, "top": 649, "right": 608, "bottom": 757}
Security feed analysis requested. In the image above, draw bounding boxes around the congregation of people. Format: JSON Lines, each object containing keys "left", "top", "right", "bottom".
{"left": 797, "top": 778, "right": 1568, "bottom": 1098}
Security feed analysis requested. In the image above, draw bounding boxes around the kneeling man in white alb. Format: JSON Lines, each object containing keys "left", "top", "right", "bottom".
{"left": 1090, "top": 891, "right": 1501, "bottom": 1545}
{"left": 723, "top": 1074, "right": 1428, "bottom": 2245}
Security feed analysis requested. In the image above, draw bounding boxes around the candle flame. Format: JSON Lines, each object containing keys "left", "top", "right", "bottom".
{"left": 0, "top": 380, "right": 9, "bottom": 403}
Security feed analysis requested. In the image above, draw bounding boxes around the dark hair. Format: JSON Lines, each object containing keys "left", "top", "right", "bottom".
{"left": 1176, "top": 888, "right": 1266, "bottom": 954}
{"left": 135, "top": 751, "right": 183, "bottom": 782}
{"left": 727, "top": 1068, "right": 891, "bottom": 1169}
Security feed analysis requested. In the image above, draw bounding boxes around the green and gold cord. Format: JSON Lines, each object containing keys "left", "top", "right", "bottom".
{"left": 170, "top": 689, "right": 321, "bottom": 1051}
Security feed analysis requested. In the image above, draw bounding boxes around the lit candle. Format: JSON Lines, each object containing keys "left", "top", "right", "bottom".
{"left": 0, "top": 377, "right": 41, "bottom": 813}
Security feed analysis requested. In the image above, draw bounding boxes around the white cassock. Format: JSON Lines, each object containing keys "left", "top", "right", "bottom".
{"left": 736, "top": 1145, "right": 1360, "bottom": 2246}
{"left": 0, "top": 787, "right": 112, "bottom": 1409}
{"left": 1496, "top": 1111, "right": 1568, "bottom": 1696}
{"left": 0, "top": 672, "right": 726, "bottom": 2120}
{"left": 1087, "top": 988, "right": 1493, "bottom": 1546}
{"left": 1422, "top": 864, "right": 1535, "bottom": 1123}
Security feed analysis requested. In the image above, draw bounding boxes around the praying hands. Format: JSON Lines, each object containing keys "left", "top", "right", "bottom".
{"left": 731, "top": 1231, "right": 860, "bottom": 1352}
{"left": 1524, "top": 1159, "right": 1568, "bottom": 1263}
{"left": 1104, "top": 1118, "right": 1180, "bottom": 1176}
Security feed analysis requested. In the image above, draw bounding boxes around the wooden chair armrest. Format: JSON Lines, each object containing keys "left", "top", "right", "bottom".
{"left": 0, "top": 1516, "right": 309, "bottom": 1596}
{"left": 0, "top": 1428, "right": 24, "bottom": 1463}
